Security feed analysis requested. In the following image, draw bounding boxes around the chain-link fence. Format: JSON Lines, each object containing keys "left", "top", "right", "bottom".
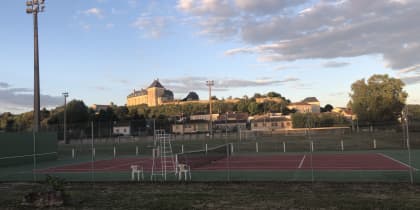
{"left": 1, "top": 115, "right": 419, "bottom": 183}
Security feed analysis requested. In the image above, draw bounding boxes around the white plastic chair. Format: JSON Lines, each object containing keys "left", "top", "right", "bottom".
{"left": 177, "top": 163, "right": 191, "bottom": 181}
{"left": 131, "top": 165, "right": 144, "bottom": 181}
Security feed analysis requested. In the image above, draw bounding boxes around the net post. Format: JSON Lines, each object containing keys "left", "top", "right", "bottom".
{"left": 136, "top": 146, "right": 139, "bottom": 156}
{"left": 205, "top": 144, "right": 208, "bottom": 154}
{"left": 181, "top": 144, "right": 184, "bottom": 153}
{"left": 340, "top": 139, "right": 344, "bottom": 151}
{"left": 72, "top": 147, "right": 75, "bottom": 159}
{"left": 373, "top": 139, "right": 377, "bottom": 149}
{"left": 230, "top": 143, "right": 234, "bottom": 155}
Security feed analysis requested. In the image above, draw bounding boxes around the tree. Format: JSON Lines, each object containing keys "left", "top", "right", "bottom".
{"left": 321, "top": 104, "right": 334, "bottom": 112}
{"left": 266, "top": 91, "right": 281, "bottom": 98}
{"left": 248, "top": 102, "right": 259, "bottom": 115}
{"left": 349, "top": 74, "right": 407, "bottom": 124}
{"left": 182, "top": 92, "right": 199, "bottom": 101}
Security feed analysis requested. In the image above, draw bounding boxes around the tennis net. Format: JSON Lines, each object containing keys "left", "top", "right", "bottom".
{"left": 176, "top": 143, "right": 232, "bottom": 169}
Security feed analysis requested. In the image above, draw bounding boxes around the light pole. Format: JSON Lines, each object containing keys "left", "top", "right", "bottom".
{"left": 206, "top": 80, "right": 214, "bottom": 137}
{"left": 26, "top": 0, "right": 45, "bottom": 132}
{"left": 62, "top": 92, "right": 69, "bottom": 144}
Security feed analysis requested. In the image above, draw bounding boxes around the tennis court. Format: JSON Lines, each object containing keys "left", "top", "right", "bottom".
{"left": 37, "top": 153, "right": 415, "bottom": 173}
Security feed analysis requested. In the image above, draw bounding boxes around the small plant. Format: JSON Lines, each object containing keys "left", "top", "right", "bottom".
{"left": 22, "top": 175, "right": 67, "bottom": 207}
{"left": 45, "top": 174, "right": 66, "bottom": 192}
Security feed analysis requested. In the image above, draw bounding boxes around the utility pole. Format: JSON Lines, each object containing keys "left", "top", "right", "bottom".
{"left": 26, "top": 0, "right": 46, "bottom": 132}
{"left": 206, "top": 80, "right": 214, "bottom": 137}
{"left": 63, "top": 92, "right": 69, "bottom": 144}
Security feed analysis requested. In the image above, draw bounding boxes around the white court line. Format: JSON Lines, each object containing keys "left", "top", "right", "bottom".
{"left": 0, "top": 152, "right": 57, "bottom": 160}
{"left": 298, "top": 155, "right": 306, "bottom": 169}
{"left": 378, "top": 153, "right": 418, "bottom": 171}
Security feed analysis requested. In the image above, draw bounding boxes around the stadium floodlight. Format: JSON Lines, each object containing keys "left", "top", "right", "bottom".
{"left": 26, "top": 0, "right": 46, "bottom": 132}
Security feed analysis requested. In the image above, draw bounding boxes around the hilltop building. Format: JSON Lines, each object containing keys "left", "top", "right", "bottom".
{"left": 287, "top": 97, "right": 321, "bottom": 113}
{"left": 127, "top": 79, "right": 174, "bottom": 107}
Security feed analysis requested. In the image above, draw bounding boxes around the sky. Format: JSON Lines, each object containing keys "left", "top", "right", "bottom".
{"left": 1, "top": 0, "right": 420, "bottom": 114}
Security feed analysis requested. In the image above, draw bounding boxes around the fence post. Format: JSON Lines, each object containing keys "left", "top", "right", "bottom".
{"left": 283, "top": 141, "right": 286, "bottom": 153}
{"left": 136, "top": 146, "right": 139, "bottom": 156}
{"left": 205, "top": 144, "right": 208, "bottom": 154}
{"left": 181, "top": 144, "right": 184, "bottom": 153}
{"left": 113, "top": 145, "right": 116, "bottom": 158}
{"left": 72, "top": 148, "right": 75, "bottom": 159}
{"left": 340, "top": 140, "right": 344, "bottom": 151}
{"left": 256, "top": 142, "right": 259, "bottom": 153}
{"left": 373, "top": 139, "right": 377, "bottom": 149}
{"left": 310, "top": 141, "right": 314, "bottom": 152}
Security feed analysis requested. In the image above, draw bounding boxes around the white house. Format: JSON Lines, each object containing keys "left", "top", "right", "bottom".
{"left": 113, "top": 123, "right": 131, "bottom": 136}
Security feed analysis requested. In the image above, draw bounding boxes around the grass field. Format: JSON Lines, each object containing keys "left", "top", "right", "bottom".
{"left": 1, "top": 182, "right": 420, "bottom": 209}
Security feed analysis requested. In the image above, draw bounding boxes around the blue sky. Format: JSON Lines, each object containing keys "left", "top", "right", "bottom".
{"left": 1, "top": 0, "right": 420, "bottom": 114}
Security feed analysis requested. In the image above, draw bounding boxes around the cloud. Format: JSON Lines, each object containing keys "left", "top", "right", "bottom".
{"left": 0, "top": 84, "right": 62, "bottom": 113}
{"left": 234, "top": 0, "right": 307, "bottom": 14}
{"left": 177, "top": 0, "right": 236, "bottom": 17}
{"left": 398, "top": 64, "right": 420, "bottom": 73}
{"left": 83, "top": 8, "right": 104, "bottom": 19}
{"left": 0, "top": 82, "right": 11, "bottom": 88}
{"left": 132, "top": 15, "right": 172, "bottom": 38}
{"left": 178, "top": 0, "right": 420, "bottom": 73}
{"left": 401, "top": 75, "right": 420, "bottom": 85}
{"left": 161, "top": 76, "right": 299, "bottom": 93}
{"left": 323, "top": 61, "right": 350, "bottom": 68}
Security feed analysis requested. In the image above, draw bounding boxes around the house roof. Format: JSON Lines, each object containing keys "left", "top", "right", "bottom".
{"left": 302, "top": 97, "right": 319, "bottom": 103}
{"left": 127, "top": 89, "right": 147, "bottom": 98}
{"left": 148, "top": 79, "right": 164, "bottom": 88}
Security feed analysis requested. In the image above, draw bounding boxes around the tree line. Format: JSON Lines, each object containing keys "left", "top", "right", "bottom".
{"left": 1, "top": 74, "right": 417, "bottom": 135}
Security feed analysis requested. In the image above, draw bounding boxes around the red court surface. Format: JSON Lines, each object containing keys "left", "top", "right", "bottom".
{"left": 38, "top": 153, "right": 415, "bottom": 173}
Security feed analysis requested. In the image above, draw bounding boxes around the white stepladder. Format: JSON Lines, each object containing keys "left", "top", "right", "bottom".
{"left": 151, "top": 130, "right": 177, "bottom": 181}
{"left": 131, "top": 165, "right": 144, "bottom": 181}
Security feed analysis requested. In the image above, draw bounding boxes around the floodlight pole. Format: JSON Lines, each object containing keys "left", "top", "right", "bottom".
{"left": 26, "top": 0, "right": 45, "bottom": 132}
{"left": 206, "top": 80, "right": 214, "bottom": 137}
{"left": 63, "top": 92, "right": 69, "bottom": 144}
{"left": 404, "top": 106, "right": 413, "bottom": 184}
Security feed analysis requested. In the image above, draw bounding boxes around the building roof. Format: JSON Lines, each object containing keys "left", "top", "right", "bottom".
{"left": 163, "top": 89, "right": 174, "bottom": 99}
{"left": 302, "top": 97, "right": 319, "bottom": 103}
{"left": 148, "top": 79, "right": 164, "bottom": 88}
{"left": 127, "top": 89, "right": 147, "bottom": 98}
